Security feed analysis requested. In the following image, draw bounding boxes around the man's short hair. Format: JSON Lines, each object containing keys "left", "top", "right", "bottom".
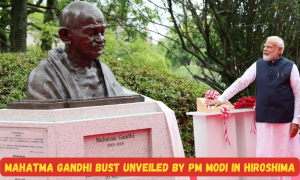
{"left": 267, "top": 36, "right": 285, "bottom": 54}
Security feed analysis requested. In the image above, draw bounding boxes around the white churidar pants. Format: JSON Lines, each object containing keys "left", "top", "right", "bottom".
{"left": 256, "top": 123, "right": 300, "bottom": 180}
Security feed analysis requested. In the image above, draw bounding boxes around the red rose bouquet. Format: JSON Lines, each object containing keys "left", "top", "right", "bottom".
{"left": 233, "top": 96, "right": 257, "bottom": 134}
{"left": 233, "top": 96, "right": 256, "bottom": 109}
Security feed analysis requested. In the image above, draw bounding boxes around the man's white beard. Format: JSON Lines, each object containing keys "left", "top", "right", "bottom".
{"left": 263, "top": 49, "right": 279, "bottom": 61}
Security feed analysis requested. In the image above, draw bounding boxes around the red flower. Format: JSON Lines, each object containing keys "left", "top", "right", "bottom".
{"left": 233, "top": 96, "right": 256, "bottom": 109}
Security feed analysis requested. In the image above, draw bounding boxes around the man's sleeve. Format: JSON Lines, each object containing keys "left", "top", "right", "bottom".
{"left": 218, "top": 62, "right": 257, "bottom": 103}
{"left": 290, "top": 64, "right": 300, "bottom": 124}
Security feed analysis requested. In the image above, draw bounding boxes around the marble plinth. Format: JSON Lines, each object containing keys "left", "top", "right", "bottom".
{"left": 0, "top": 101, "right": 188, "bottom": 180}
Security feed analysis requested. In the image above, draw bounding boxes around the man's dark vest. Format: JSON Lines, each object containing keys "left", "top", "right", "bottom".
{"left": 255, "top": 56, "right": 295, "bottom": 123}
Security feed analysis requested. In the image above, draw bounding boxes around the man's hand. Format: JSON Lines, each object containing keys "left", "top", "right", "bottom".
{"left": 204, "top": 99, "right": 222, "bottom": 107}
{"left": 290, "top": 123, "right": 299, "bottom": 138}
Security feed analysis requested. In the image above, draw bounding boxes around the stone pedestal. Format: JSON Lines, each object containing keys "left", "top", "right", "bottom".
{"left": 188, "top": 109, "right": 300, "bottom": 180}
{"left": 187, "top": 109, "right": 262, "bottom": 180}
{"left": 234, "top": 110, "right": 263, "bottom": 180}
{"left": 0, "top": 101, "right": 188, "bottom": 180}
{"left": 187, "top": 111, "right": 239, "bottom": 180}
{"left": 234, "top": 110, "right": 257, "bottom": 158}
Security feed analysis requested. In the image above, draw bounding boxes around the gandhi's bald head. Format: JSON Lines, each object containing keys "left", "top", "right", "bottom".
{"left": 58, "top": 1, "right": 106, "bottom": 59}
{"left": 59, "top": 1, "right": 104, "bottom": 28}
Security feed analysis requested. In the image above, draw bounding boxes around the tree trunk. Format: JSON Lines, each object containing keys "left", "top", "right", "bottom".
{"left": 0, "top": 30, "right": 7, "bottom": 52}
{"left": 9, "top": 0, "right": 14, "bottom": 51}
{"left": 11, "top": 0, "right": 27, "bottom": 52}
{"left": 0, "top": 5, "right": 10, "bottom": 52}
{"left": 41, "top": 0, "right": 57, "bottom": 52}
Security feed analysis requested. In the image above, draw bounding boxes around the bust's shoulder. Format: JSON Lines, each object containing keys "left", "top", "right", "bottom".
{"left": 30, "top": 60, "right": 50, "bottom": 75}
{"left": 29, "top": 46, "right": 64, "bottom": 79}
{"left": 97, "top": 59, "right": 114, "bottom": 74}
{"left": 28, "top": 59, "right": 53, "bottom": 83}
{"left": 99, "top": 61, "right": 109, "bottom": 68}
{"left": 99, "top": 61, "right": 111, "bottom": 69}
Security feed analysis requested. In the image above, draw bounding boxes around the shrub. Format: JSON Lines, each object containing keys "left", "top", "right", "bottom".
{"left": 0, "top": 52, "right": 209, "bottom": 157}
{"left": 0, "top": 52, "right": 47, "bottom": 109}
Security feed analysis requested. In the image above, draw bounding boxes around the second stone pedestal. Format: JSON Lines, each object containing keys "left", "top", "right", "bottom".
{"left": 187, "top": 111, "right": 239, "bottom": 180}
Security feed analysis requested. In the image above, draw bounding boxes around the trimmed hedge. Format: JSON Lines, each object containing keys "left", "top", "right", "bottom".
{"left": 0, "top": 52, "right": 47, "bottom": 109}
{"left": 0, "top": 52, "right": 209, "bottom": 157}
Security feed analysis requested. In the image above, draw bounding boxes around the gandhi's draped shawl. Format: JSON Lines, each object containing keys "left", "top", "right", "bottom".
{"left": 27, "top": 45, "right": 124, "bottom": 100}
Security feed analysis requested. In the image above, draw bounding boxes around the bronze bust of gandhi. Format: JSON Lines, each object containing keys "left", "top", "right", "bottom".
{"left": 27, "top": 1, "right": 124, "bottom": 100}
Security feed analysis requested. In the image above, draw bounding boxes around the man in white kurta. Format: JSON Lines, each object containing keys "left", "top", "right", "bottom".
{"left": 206, "top": 36, "right": 300, "bottom": 180}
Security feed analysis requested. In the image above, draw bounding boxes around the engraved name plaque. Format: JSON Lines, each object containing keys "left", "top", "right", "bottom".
{"left": 84, "top": 129, "right": 151, "bottom": 180}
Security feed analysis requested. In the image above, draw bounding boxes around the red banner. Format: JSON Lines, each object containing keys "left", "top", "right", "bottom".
{"left": 0, "top": 158, "right": 299, "bottom": 176}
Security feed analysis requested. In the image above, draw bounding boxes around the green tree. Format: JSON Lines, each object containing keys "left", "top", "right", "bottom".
{"left": 89, "top": 0, "right": 161, "bottom": 41}
{"left": 0, "top": 0, "right": 61, "bottom": 52}
{"left": 104, "top": 29, "right": 171, "bottom": 70}
{"left": 0, "top": 0, "right": 10, "bottom": 52}
{"left": 41, "top": 0, "right": 58, "bottom": 52}
{"left": 102, "top": 0, "right": 300, "bottom": 98}
{"left": 10, "top": 0, "right": 28, "bottom": 52}
{"left": 27, "top": 12, "right": 58, "bottom": 50}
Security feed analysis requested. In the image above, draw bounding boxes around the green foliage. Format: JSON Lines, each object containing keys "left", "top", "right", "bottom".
{"left": 108, "top": 0, "right": 300, "bottom": 101}
{"left": 175, "top": 66, "right": 200, "bottom": 77}
{"left": 162, "top": 24, "right": 207, "bottom": 70}
{"left": 57, "top": 0, "right": 74, "bottom": 11}
{"left": 40, "top": 21, "right": 59, "bottom": 43}
{"left": 27, "top": 43, "right": 43, "bottom": 53}
{"left": 0, "top": 0, "right": 11, "bottom": 52}
{"left": 0, "top": 52, "right": 47, "bottom": 109}
{"left": 104, "top": 29, "right": 171, "bottom": 70}
{"left": 28, "top": 12, "right": 59, "bottom": 46}
{"left": 92, "top": 0, "right": 160, "bottom": 40}
{"left": 103, "top": 30, "right": 118, "bottom": 55}
{"left": 0, "top": 52, "right": 209, "bottom": 157}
